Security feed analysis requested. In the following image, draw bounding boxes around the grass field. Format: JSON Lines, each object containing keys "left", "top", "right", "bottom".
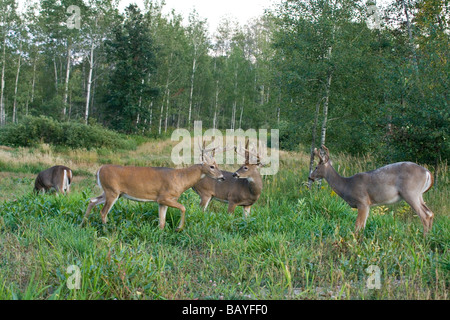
{"left": 0, "top": 139, "right": 448, "bottom": 300}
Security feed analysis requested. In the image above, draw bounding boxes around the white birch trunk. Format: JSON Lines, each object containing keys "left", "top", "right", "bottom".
{"left": 31, "top": 56, "right": 37, "bottom": 103}
{"left": 148, "top": 101, "right": 153, "bottom": 128}
{"left": 85, "top": 40, "right": 95, "bottom": 124}
{"left": 188, "top": 56, "right": 196, "bottom": 128}
{"left": 308, "top": 96, "right": 323, "bottom": 189}
{"left": 213, "top": 80, "right": 219, "bottom": 129}
{"left": 0, "top": 38, "right": 6, "bottom": 125}
{"left": 239, "top": 96, "right": 244, "bottom": 129}
{"left": 320, "top": 70, "right": 333, "bottom": 148}
{"left": 12, "top": 43, "right": 22, "bottom": 123}
{"left": 53, "top": 57, "right": 58, "bottom": 91}
{"left": 164, "top": 88, "right": 169, "bottom": 133}
{"left": 63, "top": 43, "right": 71, "bottom": 117}
{"left": 158, "top": 95, "right": 164, "bottom": 135}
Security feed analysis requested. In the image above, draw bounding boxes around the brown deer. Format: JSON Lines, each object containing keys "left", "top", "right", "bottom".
{"left": 80, "top": 144, "right": 224, "bottom": 231}
{"left": 192, "top": 140, "right": 263, "bottom": 217}
{"left": 309, "top": 145, "right": 434, "bottom": 235}
{"left": 34, "top": 165, "right": 73, "bottom": 194}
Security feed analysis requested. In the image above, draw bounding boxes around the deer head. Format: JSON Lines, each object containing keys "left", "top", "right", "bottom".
{"left": 200, "top": 140, "right": 225, "bottom": 181}
{"left": 233, "top": 140, "right": 264, "bottom": 180}
{"left": 309, "top": 145, "right": 331, "bottom": 182}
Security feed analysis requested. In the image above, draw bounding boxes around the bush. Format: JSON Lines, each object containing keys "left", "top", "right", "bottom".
{"left": 0, "top": 116, "right": 137, "bottom": 150}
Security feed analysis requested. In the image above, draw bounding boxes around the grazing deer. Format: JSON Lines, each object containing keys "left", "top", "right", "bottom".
{"left": 192, "top": 141, "right": 263, "bottom": 217}
{"left": 34, "top": 165, "right": 73, "bottom": 194}
{"left": 80, "top": 145, "right": 224, "bottom": 231}
{"left": 309, "top": 145, "right": 434, "bottom": 235}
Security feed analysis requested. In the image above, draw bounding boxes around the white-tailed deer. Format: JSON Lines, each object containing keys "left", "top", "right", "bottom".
{"left": 309, "top": 145, "right": 434, "bottom": 235}
{"left": 34, "top": 165, "right": 73, "bottom": 194}
{"left": 192, "top": 140, "right": 263, "bottom": 217}
{"left": 80, "top": 145, "right": 224, "bottom": 231}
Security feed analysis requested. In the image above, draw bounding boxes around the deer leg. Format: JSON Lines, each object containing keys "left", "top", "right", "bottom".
{"left": 421, "top": 201, "right": 434, "bottom": 235}
{"left": 158, "top": 199, "right": 186, "bottom": 232}
{"left": 100, "top": 193, "right": 119, "bottom": 224}
{"left": 243, "top": 205, "right": 252, "bottom": 218}
{"left": 200, "top": 196, "right": 212, "bottom": 211}
{"left": 227, "top": 202, "right": 237, "bottom": 214}
{"left": 80, "top": 193, "right": 106, "bottom": 227}
{"left": 158, "top": 204, "right": 168, "bottom": 230}
{"left": 403, "top": 195, "right": 434, "bottom": 236}
{"left": 355, "top": 205, "right": 370, "bottom": 233}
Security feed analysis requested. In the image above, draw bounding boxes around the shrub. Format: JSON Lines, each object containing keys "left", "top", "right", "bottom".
{"left": 0, "top": 116, "right": 136, "bottom": 150}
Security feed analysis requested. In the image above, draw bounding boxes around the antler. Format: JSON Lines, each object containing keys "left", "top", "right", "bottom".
{"left": 235, "top": 139, "right": 264, "bottom": 165}
{"left": 314, "top": 145, "right": 330, "bottom": 163}
{"left": 199, "top": 138, "right": 226, "bottom": 164}
{"left": 321, "top": 145, "right": 330, "bottom": 162}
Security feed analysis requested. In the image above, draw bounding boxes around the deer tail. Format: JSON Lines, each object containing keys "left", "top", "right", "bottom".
{"left": 423, "top": 170, "right": 434, "bottom": 194}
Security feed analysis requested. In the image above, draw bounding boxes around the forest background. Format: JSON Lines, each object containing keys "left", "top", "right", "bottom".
{"left": 0, "top": 0, "right": 448, "bottom": 171}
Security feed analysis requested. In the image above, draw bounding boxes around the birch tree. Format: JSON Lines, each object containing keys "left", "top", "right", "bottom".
{"left": 186, "top": 11, "right": 209, "bottom": 128}
{"left": 0, "top": 0, "right": 18, "bottom": 125}
{"left": 82, "top": 0, "right": 118, "bottom": 124}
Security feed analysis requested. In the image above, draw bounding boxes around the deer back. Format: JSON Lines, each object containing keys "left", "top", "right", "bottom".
{"left": 35, "top": 165, "right": 73, "bottom": 193}
{"left": 193, "top": 170, "right": 262, "bottom": 205}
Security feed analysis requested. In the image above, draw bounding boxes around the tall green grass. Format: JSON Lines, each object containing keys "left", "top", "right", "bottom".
{"left": 0, "top": 144, "right": 448, "bottom": 300}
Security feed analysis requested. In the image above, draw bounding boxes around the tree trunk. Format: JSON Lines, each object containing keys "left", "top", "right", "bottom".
{"left": 239, "top": 96, "right": 244, "bottom": 129}
{"left": 158, "top": 94, "right": 165, "bottom": 135}
{"left": 164, "top": 88, "right": 170, "bottom": 133}
{"left": 0, "top": 38, "right": 6, "bottom": 126}
{"left": 188, "top": 56, "right": 196, "bottom": 128}
{"left": 308, "top": 97, "right": 323, "bottom": 189}
{"left": 231, "top": 101, "right": 236, "bottom": 130}
{"left": 31, "top": 56, "right": 37, "bottom": 103}
{"left": 213, "top": 80, "right": 219, "bottom": 129}
{"left": 213, "top": 56, "right": 219, "bottom": 129}
{"left": 63, "top": 43, "right": 72, "bottom": 118}
{"left": 320, "top": 69, "right": 333, "bottom": 149}
{"left": 12, "top": 43, "right": 22, "bottom": 123}
{"left": 402, "top": 0, "right": 418, "bottom": 71}
{"left": 231, "top": 64, "right": 238, "bottom": 129}
{"left": 320, "top": 39, "right": 334, "bottom": 150}
{"left": 85, "top": 39, "right": 95, "bottom": 124}
{"left": 53, "top": 57, "right": 58, "bottom": 91}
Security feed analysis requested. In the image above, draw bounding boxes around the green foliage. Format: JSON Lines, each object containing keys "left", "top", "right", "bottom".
{"left": 269, "top": 0, "right": 448, "bottom": 165}
{"left": 0, "top": 143, "right": 448, "bottom": 300}
{"left": 103, "top": 4, "right": 158, "bottom": 133}
{"left": 0, "top": 116, "right": 136, "bottom": 150}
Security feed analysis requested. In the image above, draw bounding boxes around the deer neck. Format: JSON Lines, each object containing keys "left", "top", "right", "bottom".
{"left": 324, "top": 164, "right": 348, "bottom": 198}
{"left": 177, "top": 164, "right": 205, "bottom": 191}
{"left": 246, "top": 174, "right": 262, "bottom": 196}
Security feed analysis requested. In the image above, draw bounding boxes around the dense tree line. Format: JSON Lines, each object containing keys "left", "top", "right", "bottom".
{"left": 0, "top": 0, "right": 448, "bottom": 167}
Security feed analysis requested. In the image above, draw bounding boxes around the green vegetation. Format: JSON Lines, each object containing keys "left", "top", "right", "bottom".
{"left": 0, "top": 116, "right": 138, "bottom": 150}
{"left": 0, "top": 0, "right": 447, "bottom": 301}
{"left": 0, "top": 141, "right": 448, "bottom": 300}
{"left": 0, "top": 0, "right": 447, "bottom": 165}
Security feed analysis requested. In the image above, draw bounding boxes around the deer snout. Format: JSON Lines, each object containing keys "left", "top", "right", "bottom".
{"left": 218, "top": 175, "right": 225, "bottom": 182}
{"left": 232, "top": 172, "right": 239, "bottom": 178}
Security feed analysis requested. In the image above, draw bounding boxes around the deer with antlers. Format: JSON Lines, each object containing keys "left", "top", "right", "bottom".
{"left": 309, "top": 145, "right": 434, "bottom": 235}
{"left": 80, "top": 144, "right": 224, "bottom": 231}
{"left": 192, "top": 140, "right": 263, "bottom": 217}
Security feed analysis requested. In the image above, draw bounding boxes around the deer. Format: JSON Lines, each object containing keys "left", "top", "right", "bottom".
{"left": 34, "top": 165, "right": 73, "bottom": 194}
{"left": 80, "top": 144, "right": 224, "bottom": 231}
{"left": 309, "top": 145, "right": 434, "bottom": 236}
{"left": 192, "top": 140, "right": 263, "bottom": 217}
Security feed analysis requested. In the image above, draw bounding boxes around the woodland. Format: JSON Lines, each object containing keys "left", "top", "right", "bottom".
{"left": 0, "top": 0, "right": 447, "bottom": 168}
